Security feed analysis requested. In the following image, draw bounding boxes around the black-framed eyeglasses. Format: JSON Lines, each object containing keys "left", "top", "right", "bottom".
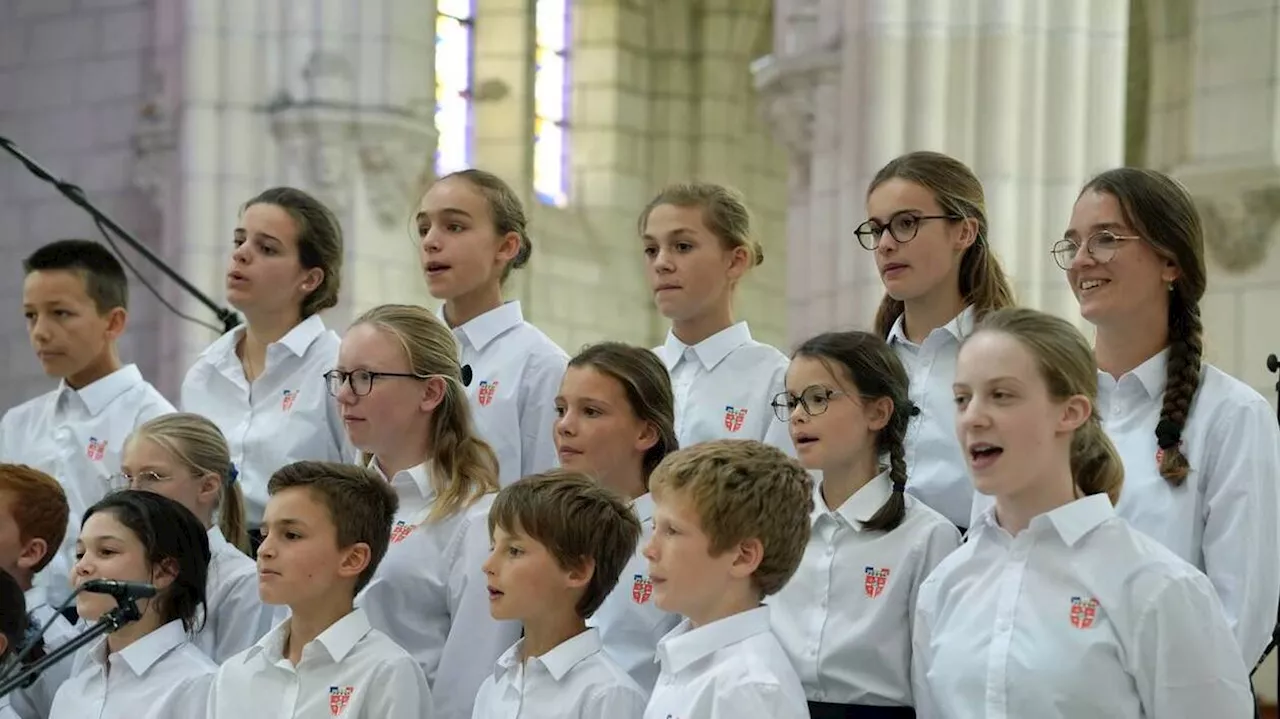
{"left": 854, "top": 211, "right": 963, "bottom": 250}
{"left": 324, "top": 369, "right": 423, "bottom": 397}
{"left": 770, "top": 385, "right": 848, "bottom": 422}
{"left": 1050, "top": 230, "right": 1140, "bottom": 270}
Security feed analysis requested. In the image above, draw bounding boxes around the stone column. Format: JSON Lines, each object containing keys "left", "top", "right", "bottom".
{"left": 756, "top": 0, "right": 1129, "bottom": 344}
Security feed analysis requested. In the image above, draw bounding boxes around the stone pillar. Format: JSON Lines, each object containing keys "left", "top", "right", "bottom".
{"left": 756, "top": 0, "right": 1129, "bottom": 344}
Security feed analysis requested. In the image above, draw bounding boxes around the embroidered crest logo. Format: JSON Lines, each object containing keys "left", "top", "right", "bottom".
{"left": 86, "top": 437, "right": 107, "bottom": 461}
{"left": 281, "top": 389, "right": 297, "bottom": 412}
{"left": 477, "top": 380, "right": 498, "bottom": 407}
{"left": 1070, "top": 596, "right": 1099, "bottom": 629}
{"left": 723, "top": 406, "right": 748, "bottom": 432}
{"left": 864, "top": 566, "right": 890, "bottom": 598}
{"left": 390, "top": 521, "right": 415, "bottom": 544}
{"left": 632, "top": 574, "right": 653, "bottom": 604}
{"left": 329, "top": 685, "right": 354, "bottom": 716}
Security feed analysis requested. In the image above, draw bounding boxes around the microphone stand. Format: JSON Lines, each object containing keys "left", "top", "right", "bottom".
{"left": 0, "top": 135, "right": 240, "bottom": 335}
{"left": 0, "top": 597, "right": 143, "bottom": 700}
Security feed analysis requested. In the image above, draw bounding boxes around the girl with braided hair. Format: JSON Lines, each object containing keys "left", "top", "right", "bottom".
{"left": 768, "top": 331, "right": 960, "bottom": 717}
{"left": 1053, "top": 167, "right": 1280, "bottom": 668}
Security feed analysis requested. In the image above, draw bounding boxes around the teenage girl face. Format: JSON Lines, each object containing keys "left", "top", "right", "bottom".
{"left": 120, "top": 438, "right": 216, "bottom": 527}
{"left": 641, "top": 204, "right": 745, "bottom": 323}
{"left": 783, "top": 355, "right": 889, "bottom": 473}
{"left": 554, "top": 366, "right": 656, "bottom": 492}
{"left": 227, "top": 203, "right": 323, "bottom": 316}
{"left": 416, "top": 178, "right": 520, "bottom": 302}
{"left": 953, "top": 331, "right": 1084, "bottom": 503}
{"left": 73, "top": 510, "right": 175, "bottom": 622}
{"left": 334, "top": 323, "right": 441, "bottom": 460}
{"left": 865, "top": 179, "right": 973, "bottom": 304}
{"left": 1063, "top": 190, "right": 1180, "bottom": 328}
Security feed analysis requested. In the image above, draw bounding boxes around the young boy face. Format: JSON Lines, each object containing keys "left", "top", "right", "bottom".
{"left": 23, "top": 270, "right": 122, "bottom": 385}
{"left": 0, "top": 492, "right": 27, "bottom": 582}
{"left": 644, "top": 489, "right": 744, "bottom": 626}
{"left": 483, "top": 523, "right": 584, "bottom": 623}
{"left": 256, "top": 487, "right": 367, "bottom": 608}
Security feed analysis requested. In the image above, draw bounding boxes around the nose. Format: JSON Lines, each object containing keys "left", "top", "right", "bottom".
{"left": 653, "top": 247, "right": 676, "bottom": 272}
{"left": 641, "top": 534, "right": 658, "bottom": 562}
{"left": 29, "top": 314, "right": 52, "bottom": 343}
{"left": 955, "top": 399, "right": 990, "bottom": 438}
{"left": 1069, "top": 242, "right": 1095, "bottom": 271}
{"left": 420, "top": 226, "right": 442, "bottom": 254}
{"left": 481, "top": 548, "right": 497, "bottom": 577}
{"left": 789, "top": 402, "right": 808, "bottom": 423}
{"left": 257, "top": 532, "right": 276, "bottom": 559}
{"left": 556, "top": 410, "right": 577, "bottom": 437}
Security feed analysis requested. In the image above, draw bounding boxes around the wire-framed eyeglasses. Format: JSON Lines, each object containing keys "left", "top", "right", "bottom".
{"left": 854, "top": 211, "right": 963, "bottom": 250}
{"left": 324, "top": 369, "right": 425, "bottom": 397}
{"left": 109, "top": 470, "right": 171, "bottom": 490}
{"left": 770, "top": 385, "right": 848, "bottom": 422}
{"left": 1050, "top": 230, "right": 1139, "bottom": 270}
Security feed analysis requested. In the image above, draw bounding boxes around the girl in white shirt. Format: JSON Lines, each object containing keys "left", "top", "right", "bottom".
{"left": 556, "top": 341, "right": 681, "bottom": 692}
{"left": 330, "top": 303, "right": 520, "bottom": 719}
{"left": 859, "top": 152, "right": 1015, "bottom": 529}
{"left": 639, "top": 183, "right": 793, "bottom": 453}
{"left": 1055, "top": 167, "right": 1280, "bottom": 668}
{"left": 769, "top": 331, "right": 960, "bottom": 718}
{"left": 51, "top": 490, "right": 217, "bottom": 719}
{"left": 182, "top": 187, "right": 352, "bottom": 542}
{"left": 416, "top": 169, "right": 568, "bottom": 486}
{"left": 120, "top": 413, "right": 269, "bottom": 662}
{"left": 913, "top": 307, "right": 1253, "bottom": 719}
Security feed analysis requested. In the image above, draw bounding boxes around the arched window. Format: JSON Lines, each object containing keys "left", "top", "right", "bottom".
{"left": 435, "top": 0, "right": 475, "bottom": 176}
{"left": 533, "top": 0, "right": 570, "bottom": 206}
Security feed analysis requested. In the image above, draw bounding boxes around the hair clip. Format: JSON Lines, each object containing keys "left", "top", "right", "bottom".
{"left": 227, "top": 463, "right": 240, "bottom": 485}
{"left": 460, "top": 364, "right": 473, "bottom": 387}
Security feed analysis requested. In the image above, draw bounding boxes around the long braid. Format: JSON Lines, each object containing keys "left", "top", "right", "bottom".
{"left": 1155, "top": 291, "right": 1203, "bottom": 486}
{"left": 863, "top": 403, "right": 916, "bottom": 532}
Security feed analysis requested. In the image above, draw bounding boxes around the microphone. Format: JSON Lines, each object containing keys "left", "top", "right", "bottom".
{"left": 80, "top": 579, "right": 157, "bottom": 599}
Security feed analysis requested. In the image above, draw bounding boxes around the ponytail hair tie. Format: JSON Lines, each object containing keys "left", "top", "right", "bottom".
{"left": 891, "top": 480, "right": 906, "bottom": 493}
{"left": 906, "top": 401, "right": 921, "bottom": 418}
{"left": 1155, "top": 419, "right": 1182, "bottom": 449}
{"left": 227, "top": 463, "right": 239, "bottom": 485}
{"left": 460, "top": 364, "right": 474, "bottom": 387}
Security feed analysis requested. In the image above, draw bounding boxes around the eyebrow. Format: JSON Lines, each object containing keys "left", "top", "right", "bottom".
{"left": 234, "top": 227, "right": 282, "bottom": 244}
{"left": 866, "top": 207, "right": 927, "bottom": 224}
{"left": 1063, "top": 222, "right": 1126, "bottom": 240}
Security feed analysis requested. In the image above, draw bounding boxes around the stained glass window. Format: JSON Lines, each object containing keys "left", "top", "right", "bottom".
{"left": 534, "top": 0, "right": 570, "bottom": 206}
{"left": 435, "top": 0, "right": 474, "bottom": 177}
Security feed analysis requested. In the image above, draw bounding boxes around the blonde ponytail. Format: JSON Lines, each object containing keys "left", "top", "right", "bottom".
{"left": 1070, "top": 414, "right": 1124, "bottom": 505}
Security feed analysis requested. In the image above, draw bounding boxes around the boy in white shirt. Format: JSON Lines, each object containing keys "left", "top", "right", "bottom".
{"left": 473, "top": 470, "right": 647, "bottom": 719}
{"left": 208, "top": 461, "right": 432, "bottom": 718}
{"left": 1, "top": 240, "right": 175, "bottom": 594}
{"left": 0, "top": 464, "right": 76, "bottom": 719}
{"left": 642, "top": 440, "right": 812, "bottom": 719}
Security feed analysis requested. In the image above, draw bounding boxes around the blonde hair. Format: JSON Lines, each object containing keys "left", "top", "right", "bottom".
{"left": 639, "top": 183, "right": 765, "bottom": 268}
{"left": 650, "top": 440, "right": 811, "bottom": 596}
{"left": 867, "top": 151, "right": 1016, "bottom": 337}
{"left": 128, "top": 413, "right": 249, "bottom": 554}
{"left": 968, "top": 308, "right": 1125, "bottom": 504}
{"left": 351, "top": 304, "right": 499, "bottom": 521}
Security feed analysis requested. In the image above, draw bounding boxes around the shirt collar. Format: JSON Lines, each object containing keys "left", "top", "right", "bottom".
{"left": 659, "top": 322, "right": 752, "bottom": 372}
{"left": 247, "top": 607, "right": 372, "bottom": 665}
{"left": 23, "top": 585, "right": 49, "bottom": 612}
{"left": 817, "top": 469, "right": 893, "bottom": 530}
{"left": 58, "top": 364, "right": 144, "bottom": 416}
{"left": 632, "top": 493, "right": 655, "bottom": 523}
{"left": 448, "top": 301, "right": 524, "bottom": 352}
{"left": 972, "top": 493, "right": 1115, "bottom": 548}
{"left": 656, "top": 605, "right": 772, "bottom": 674}
{"left": 207, "top": 526, "right": 230, "bottom": 553}
{"left": 1101, "top": 348, "right": 1168, "bottom": 400}
{"left": 496, "top": 628, "right": 603, "bottom": 683}
{"left": 106, "top": 619, "right": 188, "bottom": 676}
{"left": 276, "top": 314, "right": 329, "bottom": 358}
{"left": 370, "top": 459, "right": 434, "bottom": 504}
{"left": 887, "top": 305, "right": 974, "bottom": 347}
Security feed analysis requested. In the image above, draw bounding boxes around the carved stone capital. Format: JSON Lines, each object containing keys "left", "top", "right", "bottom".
{"left": 1174, "top": 163, "right": 1280, "bottom": 272}
{"left": 131, "top": 98, "right": 179, "bottom": 204}
{"left": 268, "top": 101, "right": 358, "bottom": 217}
{"left": 357, "top": 115, "right": 438, "bottom": 231}
{"left": 751, "top": 46, "right": 840, "bottom": 162}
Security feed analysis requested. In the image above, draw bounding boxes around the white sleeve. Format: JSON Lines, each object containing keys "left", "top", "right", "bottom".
{"left": 208, "top": 568, "right": 270, "bottom": 662}
{"left": 431, "top": 510, "right": 523, "bottom": 719}
{"left": 707, "top": 683, "right": 805, "bottom": 719}
{"left": 909, "top": 521, "right": 961, "bottom": 622}
{"left": 1129, "top": 572, "right": 1255, "bottom": 718}
{"left": 1199, "top": 394, "right": 1280, "bottom": 665}
{"left": 367, "top": 657, "right": 434, "bottom": 719}
{"left": 517, "top": 349, "right": 567, "bottom": 479}
{"left": 910, "top": 578, "right": 943, "bottom": 719}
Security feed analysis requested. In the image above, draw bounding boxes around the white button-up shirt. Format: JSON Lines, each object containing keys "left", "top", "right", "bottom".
{"left": 769, "top": 471, "right": 960, "bottom": 707}
{"left": 10, "top": 586, "right": 77, "bottom": 719}
{"left": 588, "top": 493, "right": 679, "bottom": 693}
{"left": 1100, "top": 350, "right": 1280, "bottom": 667}
{"left": 914, "top": 494, "right": 1253, "bottom": 719}
{"left": 652, "top": 322, "right": 793, "bottom": 455}
{"left": 181, "top": 315, "right": 355, "bottom": 526}
{"left": 194, "top": 526, "right": 270, "bottom": 663}
{"left": 446, "top": 302, "right": 567, "bottom": 487}
{"left": 887, "top": 307, "right": 973, "bottom": 528}
{"left": 0, "top": 697, "right": 17, "bottom": 719}
{"left": 49, "top": 619, "right": 216, "bottom": 719}
{"left": 472, "top": 628, "right": 646, "bottom": 719}
{"left": 0, "top": 364, "right": 175, "bottom": 593}
{"left": 644, "top": 606, "right": 808, "bottom": 719}
{"left": 356, "top": 462, "right": 520, "bottom": 719}
{"left": 209, "top": 607, "right": 432, "bottom": 718}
